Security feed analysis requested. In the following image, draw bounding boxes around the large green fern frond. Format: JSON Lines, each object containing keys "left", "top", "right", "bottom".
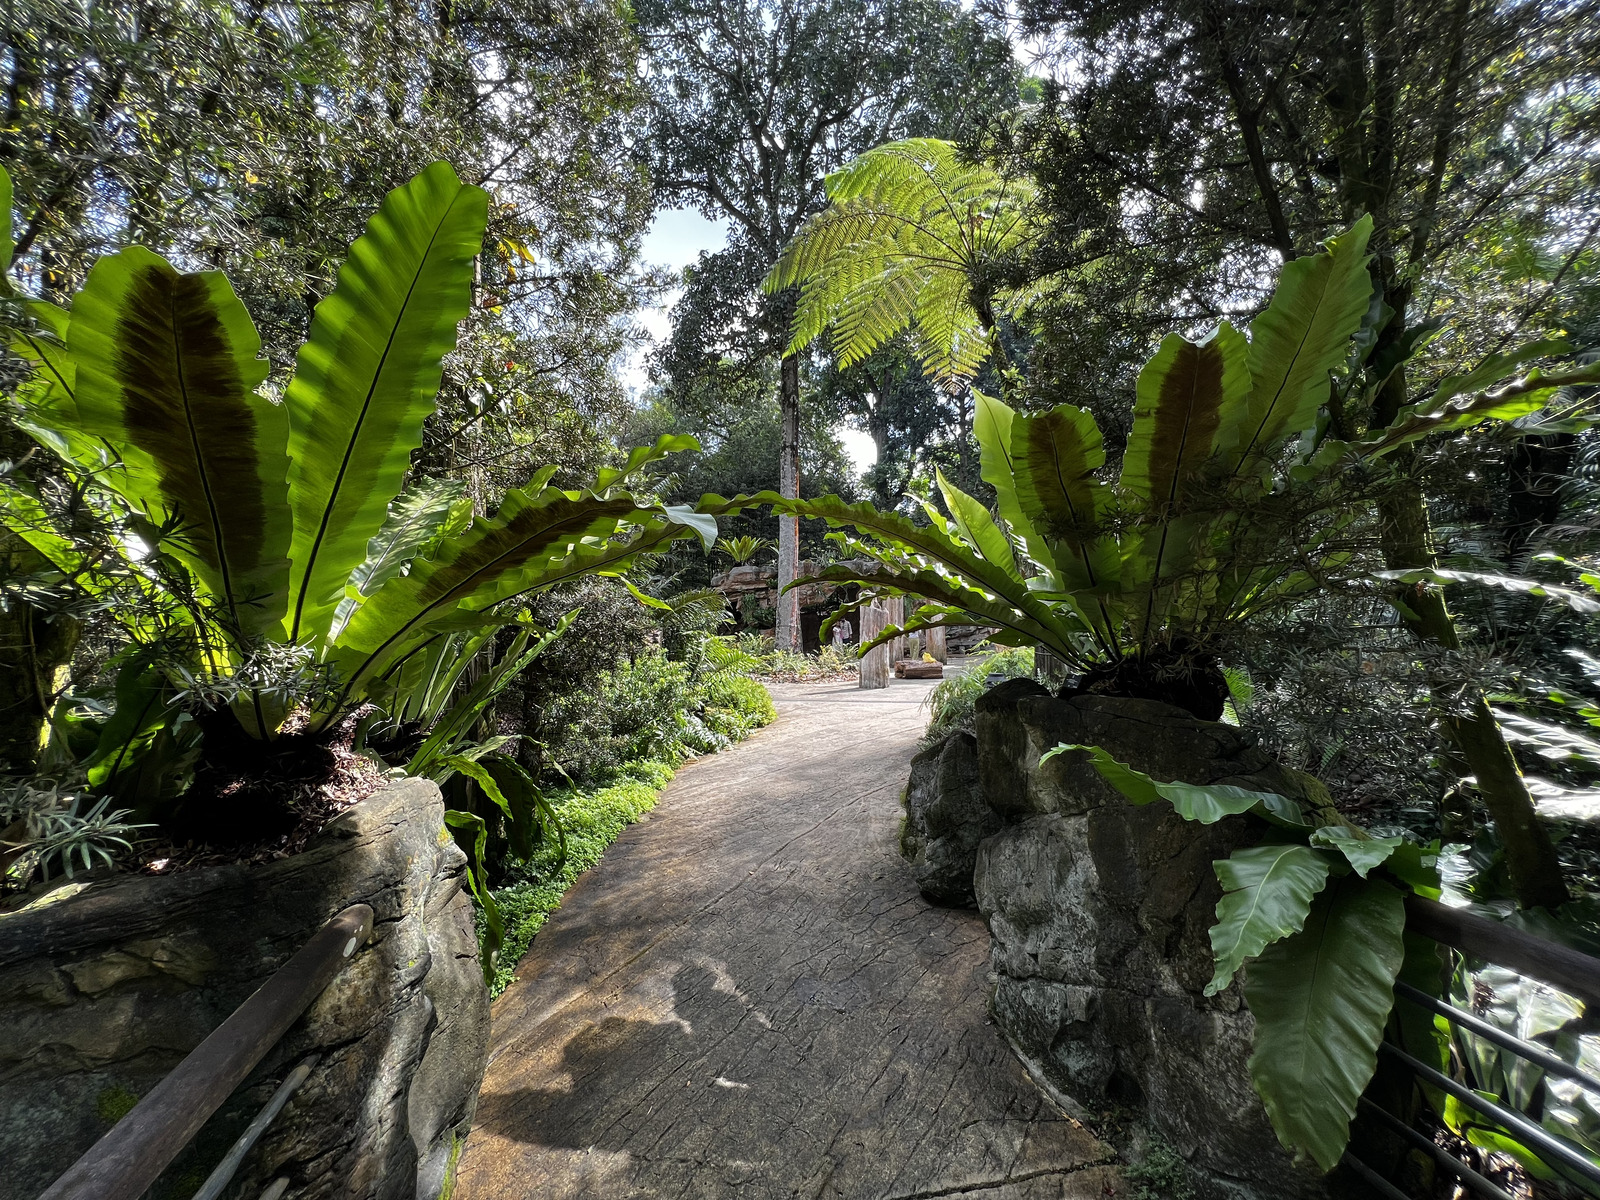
{"left": 765, "top": 138, "right": 1037, "bottom": 383}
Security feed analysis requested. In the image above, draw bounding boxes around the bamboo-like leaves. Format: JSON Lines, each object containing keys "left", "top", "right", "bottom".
{"left": 68, "top": 246, "right": 290, "bottom": 636}
{"left": 285, "top": 161, "right": 489, "bottom": 645}
{"left": 1244, "top": 874, "right": 1406, "bottom": 1172}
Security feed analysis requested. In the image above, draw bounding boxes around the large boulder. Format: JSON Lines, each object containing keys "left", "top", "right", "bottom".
{"left": 970, "top": 687, "right": 1333, "bottom": 1200}
{"left": 0, "top": 778, "right": 488, "bottom": 1200}
{"left": 901, "top": 731, "right": 1002, "bottom": 907}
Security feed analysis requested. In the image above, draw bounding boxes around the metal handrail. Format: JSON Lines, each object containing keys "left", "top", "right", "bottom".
{"left": 1404, "top": 894, "right": 1600, "bottom": 1006}
{"left": 40, "top": 903, "right": 374, "bottom": 1200}
{"left": 1395, "top": 979, "right": 1600, "bottom": 1092}
{"left": 1379, "top": 1043, "right": 1600, "bottom": 1187}
{"left": 1368, "top": 894, "right": 1600, "bottom": 1198}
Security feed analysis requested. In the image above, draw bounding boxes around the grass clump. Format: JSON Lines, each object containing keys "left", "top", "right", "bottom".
{"left": 922, "top": 645, "right": 1037, "bottom": 743}
{"left": 1125, "top": 1137, "right": 1196, "bottom": 1200}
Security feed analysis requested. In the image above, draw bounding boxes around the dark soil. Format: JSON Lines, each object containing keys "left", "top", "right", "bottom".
{"left": 136, "top": 708, "right": 386, "bottom": 877}
{"left": 1071, "top": 639, "right": 1231, "bottom": 721}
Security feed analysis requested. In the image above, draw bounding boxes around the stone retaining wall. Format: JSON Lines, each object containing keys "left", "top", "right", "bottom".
{"left": 905, "top": 679, "right": 1336, "bottom": 1200}
{"left": 0, "top": 778, "right": 488, "bottom": 1200}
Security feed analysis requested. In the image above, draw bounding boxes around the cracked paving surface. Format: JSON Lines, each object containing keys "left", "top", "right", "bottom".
{"left": 456, "top": 679, "right": 1119, "bottom": 1200}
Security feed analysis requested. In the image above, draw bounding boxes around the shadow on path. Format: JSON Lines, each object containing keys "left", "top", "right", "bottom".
{"left": 457, "top": 680, "right": 1119, "bottom": 1200}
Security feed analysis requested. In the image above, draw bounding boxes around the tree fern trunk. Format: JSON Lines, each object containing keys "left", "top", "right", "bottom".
{"left": 775, "top": 353, "right": 802, "bottom": 652}
{"left": 1379, "top": 467, "right": 1568, "bottom": 908}
{"left": 0, "top": 532, "right": 79, "bottom": 773}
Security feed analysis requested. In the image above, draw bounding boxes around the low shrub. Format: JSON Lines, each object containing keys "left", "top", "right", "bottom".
{"left": 1125, "top": 1137, "right": 1196, "bottom": 1200}
{"left": 921, "top": 645, "right": 1037, "bottom": 743}
{"left": 701, "top": 675, "right": 777, "bottom": 740}
{"left": 542, "top": 648, "right": 778, "bottom": 783}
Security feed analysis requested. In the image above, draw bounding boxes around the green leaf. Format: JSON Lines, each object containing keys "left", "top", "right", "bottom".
{"left": 1308, "top": 825, "right": 1405, "bottom": 877}
{"left": 67, "top": 245, "right": 290, "bottom": 637}
{"left": 937, "top": 467, "right": 1017, "bottom": 575}
{"left": 1121, "top": 325, "right": 1250, "bottom": 509}
{"left": 1, "top": 165, "right": 12, "bottom": 275}
{"left": 1041, "top": 742, "right": 1297, "bottom": 824}
{"left": 766, "top": 490, "right": 1087, "bottom": 658}
{"left": 444, "top": 809, "right": 504, "bottom": 984}
{"left": 1426, "top": 338, "right": 1575, "bottom": 411}
{"left": 661, "top": 503, "right": 719, "bottom": 550}
{"left": 336, "top": 494, "right": 692, "bottom": 687}
{"left": 476, "top": 752, "right": 564, "bottom": 865}
{"left": 1011, "top": 402, "right": 1117, "bottom": 594}
{"left": 1301, "top": 347, "right": 1600, "bottom": 475}
{"left": 972, "top": 390, "right": 1039, "bottom": 545}
{"left": 1244, "top": 873, "right": 1406, "bottom": 1172}
{"left": 766, "top": 139, "right": 1035, "bottom": 383}
{"left": 348, "top": 478, "right": 468, "bottom": 598}
{"left": 596, "top": 432, "right": 700, "bottom": 492}
{"left": 0, "top": 481, "right": 83, "bottom": 573}
{"left": 285, "top": 161, "right": 489, "bottom": 645}
{"left": 1228, "top": 217, "right": 1374, "bottom": 470}
{"left": 1376, "top": 566, "right": 1600, "bottom": 614}
{"left": 1206, "top": 843, "right": 1334, "bottom": 996}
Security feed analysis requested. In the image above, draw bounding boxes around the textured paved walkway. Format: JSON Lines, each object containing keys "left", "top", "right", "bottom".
{"left": 456, "top": 679, "right": 1117, "bottom": 1200}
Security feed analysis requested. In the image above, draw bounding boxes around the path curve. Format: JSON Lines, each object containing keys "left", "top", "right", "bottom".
{"left": 456, "top": 679, "right": 1116, "bottom": 1200}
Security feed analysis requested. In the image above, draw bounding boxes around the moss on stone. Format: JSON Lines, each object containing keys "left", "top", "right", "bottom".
{"left": 94, "top": 1085, "right": 139, "bottom": 1124}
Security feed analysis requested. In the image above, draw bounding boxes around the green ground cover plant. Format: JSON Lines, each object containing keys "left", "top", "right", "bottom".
{"left": 921, "top": 644, "right": 1035, "bottom": 743}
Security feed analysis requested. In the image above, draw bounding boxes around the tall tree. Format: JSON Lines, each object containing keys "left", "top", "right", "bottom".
{"left": 1013, "top": 0, "right": 1600, "bottom": 906}
{"left": 6, "top": 0, "right": 654, "bottom": 494}
{"left": 637, "top": 0, "right": 1018, "bottom": 648}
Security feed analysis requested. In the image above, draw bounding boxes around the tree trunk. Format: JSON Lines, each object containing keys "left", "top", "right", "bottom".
{"left": 775, "top": 353, "right": 802, "bottom": 652}
{"left": 885, "top": 595, "right": 906, "bottom": 664}
{"left": 0, "top": 534, "right": 80, "bottom": 773}
{"left": 1378, "top": 470, "right": 1569, "bottom": 908}
{"left": 926, "top": 625, "right": 948, "bottom": 663}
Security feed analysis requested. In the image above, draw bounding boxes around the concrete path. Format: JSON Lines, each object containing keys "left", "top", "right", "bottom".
{"left": 456, "top": 679, "right": 1117, "bottom": 1200}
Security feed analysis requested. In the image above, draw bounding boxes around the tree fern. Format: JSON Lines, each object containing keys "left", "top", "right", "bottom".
{"left": 764, "top": 138, "right": 1039, "bottom": 383}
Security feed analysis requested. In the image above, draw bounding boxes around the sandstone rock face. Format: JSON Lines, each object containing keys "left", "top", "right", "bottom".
{"left": 0, "top": 779, "right": 488, "bottom": 1200}
{"left": 901, "top": 732, "right": 1002, "bottom": 907}
{"left": 962, "top": 686, "right": 1332, "bottom": 1200}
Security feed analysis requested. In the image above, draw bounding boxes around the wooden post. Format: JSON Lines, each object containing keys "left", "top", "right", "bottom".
{"left": 926, "top": 625, "right": 948, "bottom": 663}
{"left": 40, "top": 906, "right": 374, "bottom": 1200}
{"left": 885, "top": 596, "right": 905, "bottom": 665}
{"left": 1034, "top": 645, "right": 1067, "bottom": 688}
{"left": 858, "top": 601, "right": 889, "bottom": 689}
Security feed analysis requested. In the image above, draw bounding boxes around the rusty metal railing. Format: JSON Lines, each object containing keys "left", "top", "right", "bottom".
{"left": 40, "top": 903, "right": 374, "bottom": 1200}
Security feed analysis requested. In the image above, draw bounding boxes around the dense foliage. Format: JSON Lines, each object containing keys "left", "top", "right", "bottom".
{"left": 0, "top": 164, "right": 713, "bottom": 847}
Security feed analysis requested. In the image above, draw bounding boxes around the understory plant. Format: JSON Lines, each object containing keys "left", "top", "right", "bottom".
{"left": 1039, "top": 742, "right": 1438, "bottom": 1173}
{"left": 766, "top": 217, "right": 1598, "bottom": 908}
{"left": 1050, "top": 744, "right": 1600, "bottom": 1187}
{"left": 921, "top": 643, "right": 1035, "bottom": 742}
{"left": 0, "top": 162, "right": 715, "bottom": 835}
